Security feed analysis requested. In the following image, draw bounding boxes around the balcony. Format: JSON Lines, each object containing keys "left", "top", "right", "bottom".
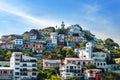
{"left": 20, "top": 69, "right": 37, "bottom": 72}
{"left": 32, "top": 64, "right": 37, "bottom": 67}
{"left": 21, "top": 65, "right": 37, "bottom": 67}
{"left": 21, "top": 60, "right": 37, "bottom": 62}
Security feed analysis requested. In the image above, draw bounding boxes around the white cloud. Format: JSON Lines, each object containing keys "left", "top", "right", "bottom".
{"left": 0, "top": 2, "right": 68, "bottom": 29}
{"left": 77, "top": 3, "right": 120, "bottom": 44}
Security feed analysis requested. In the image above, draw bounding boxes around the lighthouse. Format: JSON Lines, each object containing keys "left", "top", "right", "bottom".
{"left": 61, "top": 21, "right": 65, "bottom": 29}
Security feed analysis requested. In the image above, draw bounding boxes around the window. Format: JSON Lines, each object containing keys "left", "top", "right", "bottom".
{"left": 67, "top": 70, "right": 69, "bottom": 72}
{"left": 4, "top": 71, "right": 7, "bottom": 74}
{"left": 104, "top": 63, "right": 106, "bottom": 66}
{"left": 78, "top": 66, "right": 80, "bottom": 69}
{"left": 70, "top": 66, "right": 73, "bottom": 69}
{"left": 78, "top": 74, "right": 80, "bottom": 76}
{"left": 90, "top": 70, "right": 93, "bottom": 74}
{"left": 21, "top": 72, "right": 27, "bottom": 75}
{"left": 32, "top": 73, "right": 36, "bottom": 75}
{"left": 46, "top": 63, "right": 48, "bottom": 66}
{"left": 15, "top": 63, "right": 19, "bottom": 65}
{"left": 67, "top": 66, "right": 69, "bottom": 68}
{"left": 78, "top": 62, "right": 80, "bottom": 65}
{"left": 15, "top": 68, "right": 19, "bottom": 69}
{"left": 16, "top": 59, "right": 20, "bottom": 61}
{"left": 101, "top": 63, "right": 102, "bottom": 66}
{"left": 83, "top": 62, "right": 86, "bottom": 66}
{"left": 32, "top": 68, "right": 37, "bottom": 71}
{"left": 97, "top": 63, "right": 99, "bottom": 66}
{"left": 32, "top": 64, "right": 36, "bottom": 67}
{"left": 10, "top": 71, "right": 13, "bottom": 74}
{"left": 78, "top": 70, "right": 80, "bottom": 73}
{"left": 23, "top": 68, "right": 27, "bottom": 71}
{"left": 15, "top": 72, "right": 19, "bottom": 75}
{"left": 74, "top": 66, "right": 76, "bottom": 69}
{"left": 23, "top": 64, "right": 27, "bottom": 66}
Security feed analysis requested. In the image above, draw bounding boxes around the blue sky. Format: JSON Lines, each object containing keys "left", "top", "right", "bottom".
{"left": 0, "top": 0, "right": 120, "bottom": 44}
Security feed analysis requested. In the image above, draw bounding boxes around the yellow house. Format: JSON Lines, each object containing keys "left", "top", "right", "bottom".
{"left": 115, "top": 58, "right": 120, "bottom": 64}
{"left": 65, "top": 38, "right": 73, "bottom": 42}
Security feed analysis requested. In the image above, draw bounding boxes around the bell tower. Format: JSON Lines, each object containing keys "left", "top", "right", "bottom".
{"left": 61, "top": 21, "right": 65, "bottom": 29}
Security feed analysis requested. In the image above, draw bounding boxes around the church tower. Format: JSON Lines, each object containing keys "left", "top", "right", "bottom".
{"left": 61, "top": 21, "right": 65, "bottom": 29}
{"left": 85, "top": 42, "right": 92, "bottom": 58}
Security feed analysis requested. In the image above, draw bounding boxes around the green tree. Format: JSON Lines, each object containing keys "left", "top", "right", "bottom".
{"left": 80, "top": 42, "right": 87, "bottom": 47}
{"left": 4, "top": 50, "right": 12, "bottom": 61}
{"left": 66, "top": 48, "right": 76, "bottom": 58}
{"left": 98, "top": 39, "right": 103, "bottom": 44}
{"left": 0, "top": 49, "right": 5, "bottom": 61}
{"left": 105, "top": 38, "right": 119, "bottom": 50}
{"left": 50, "top": 54, "right": 63, "bottom": 59}
{"left": 8, "top": 37, "right": 15, "bottom": 41}
{"left": 6, "top": 50, "right": 12, "bottom": 56}
{"left": 108, "top": 70, "right": 120, "bottom": 80}
{"left": 92, "top": 46, "right": 104, "bottom": 52}
{"left": 74, "top": 42, "right": 80, "bottom": 48}
{"left": 4, "top": 65, "right": 10, "bottom": 67}
{"left": 37, "top": 69, "right": 59, "bottom": 80}
{"left": 50, "top": 75, "right": 61, "bottom": 80}
{"left": 22, "top": 50, "right": 33, "bottom": 56}
{"left": 86, "top": 63, "right": 96, "bottom": 69}
{"left": 57, "top": 28, "right": 69, "bottom": 34}
{"left": 68, "top": 77, "right": 78, "bottom": 80}
{"left": 105, "top": 56, "right": 115, "bottom": 64}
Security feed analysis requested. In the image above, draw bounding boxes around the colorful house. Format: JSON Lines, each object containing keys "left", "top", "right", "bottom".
{"left": 58, "top": 34, "right": 65, "bottom": 46}
{"left": 65, "top": 38, "right": 74, "bottom": 47}
{"left": 15, "top": 38, "right": 23, "bottom": 49}
{"left": 50, "top": 32, "right": 57, "bottom": 45}
{"left": 47, "top": 43, "right": 54, "bottom": 50}
{"left": 84, "top": 69, "right": 101, "bottom": 80}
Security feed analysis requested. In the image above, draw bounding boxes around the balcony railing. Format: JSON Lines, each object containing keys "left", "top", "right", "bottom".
{"left": 21, "top": 60, "right": 37, "bottom": 62}
{"left": 20, "top": 69, "right": 37, "bottom": 72}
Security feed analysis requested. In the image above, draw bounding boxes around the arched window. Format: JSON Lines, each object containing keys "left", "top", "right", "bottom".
{"left": 101, "top": 63, "right": 102, "bottom": 66}
{"left": 104, "top": 63, "right": 106, "bottom": 66}
{"left": 78, "top": 62, "right": 81, "bottom": 65}
{"left": 83, "top": 61, "right": 86, "bottom": 66}
{"left": 97, "top": 63, "right": 99, "bottom": 66}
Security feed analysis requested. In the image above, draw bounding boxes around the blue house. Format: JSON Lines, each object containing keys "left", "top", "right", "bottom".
{"left": 91, "top": 38, "right": 99, "bottom": 44}
{"left": 66, "top": 42, "right": 74, "bottom": 48}
{"left": 15, "top": 38, "right": 23, "bottom": 49}
{"left": 47, "top": 43, "right": 54, "bottom": 50}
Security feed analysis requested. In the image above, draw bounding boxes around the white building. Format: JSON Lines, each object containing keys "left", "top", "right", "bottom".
{"left": 69, "top": 24, "right": 82, "bottom": 34}
{"left": 60, "top": 63, "right": 82, "bottom": 80}
{"left": 43, "top": 59, "right": 61, "bottom": 69}
{"left": 50, "top": 32, "right": 57, "bottom": 45}
{"left": 10, "top": 52, "right": 37, "bottom": 80}
{"left": 92, "top": 52, "right": 106, "bottom": 61}
{"left": 75, "top": 42, "right": 92, "bottom": 58}
{"left": 59, "top": 58, "right": 93, "bottom": 79}
{"left": 92, "top": 52, "right": 107, "bottom": 71}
